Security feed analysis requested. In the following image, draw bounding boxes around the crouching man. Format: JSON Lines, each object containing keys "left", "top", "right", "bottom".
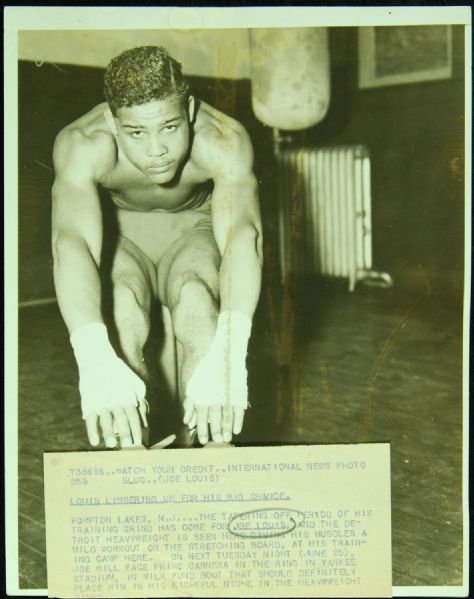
{"left": 52, "top": 46, "right": 263, "bottom": 448}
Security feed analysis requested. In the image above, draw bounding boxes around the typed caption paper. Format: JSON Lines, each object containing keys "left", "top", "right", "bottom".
{"left": 44, "top": 443, "right": 392, "bottom": 597}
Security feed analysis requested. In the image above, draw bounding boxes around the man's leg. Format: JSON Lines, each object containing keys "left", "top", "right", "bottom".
{"left": 157, "top": 227, "right": 224, "bottom": 444}
{"left": 108, "top": 237, "right": 155, "bottom": 444}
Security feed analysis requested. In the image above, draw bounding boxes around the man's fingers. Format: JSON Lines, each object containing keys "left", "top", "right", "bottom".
{"left": 222, "top": 406, "right": 234, "bottom": 443}
{"left": 99, "top": 410, "right": 117, "bottom": 448}
{"left": 233, "top": 408, "right": 245, "bottom": 435}
{"left": 138, "top": 400, "right": 148, "bottom": 428}
{"left": 85, "top": 414, "right": 100, "bottom": 446}
{"left": 188, "top": 411, "right": 197, "bottom": 430}
{"left": 209, "top": 406, "right": 223, "bottom": 443}
{"left": 196, "top": 406, "right": 209, "bottom": 445}
{"left": 183, "top": 398, "right": 194, "bottom": 425}
{"left": 125, "top": 405, "right": 142, "bottom": 446}
{"left": 112, "top": 407, "right": 132, "bottom": 448}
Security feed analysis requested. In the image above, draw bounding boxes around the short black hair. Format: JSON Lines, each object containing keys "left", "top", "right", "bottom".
{"left": 104, "top": 46, "right": 189, "bottom": 115}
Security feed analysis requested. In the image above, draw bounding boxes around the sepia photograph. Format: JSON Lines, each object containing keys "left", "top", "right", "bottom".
{"left": 4, "top": 6, "right": 470, "bottom": 597}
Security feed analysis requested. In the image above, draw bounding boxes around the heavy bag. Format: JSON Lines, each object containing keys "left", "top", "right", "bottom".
{"left": 249, "top": 28, "right": 330, "bottom": 131}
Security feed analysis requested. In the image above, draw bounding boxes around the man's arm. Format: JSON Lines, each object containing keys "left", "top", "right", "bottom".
{"left": 52, "top": 129, "right": 146, "bottom": 447}
{"left": 184, "top": 120, "right": 263, "bottom": 442}
{"left": 210, "top": 126, "right": 263, "bottom": 319}
{"left": 52, "top": 129, "right": 104, "bottom": 331}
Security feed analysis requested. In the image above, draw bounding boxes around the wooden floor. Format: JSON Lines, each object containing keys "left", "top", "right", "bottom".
{"left": 17, "top": 279, "right": 464, "bottom": 590}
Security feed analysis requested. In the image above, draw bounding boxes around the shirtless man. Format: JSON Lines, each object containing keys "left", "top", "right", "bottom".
{"left": 52, "top": 46, "right": 263, "bottom": 449}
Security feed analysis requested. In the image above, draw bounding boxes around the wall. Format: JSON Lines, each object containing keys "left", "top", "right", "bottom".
{"left": 18, "top": 26, "right": 466, "bottom": 304}
{"left": 18, "top": 29, "right": 251, "bottom": 79}
{"left": 285, "top": 26, "right": 465, "bottom": 303}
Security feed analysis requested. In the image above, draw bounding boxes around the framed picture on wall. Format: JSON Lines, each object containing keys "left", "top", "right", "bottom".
{"left": 358, "top": 25, "right": 453, "bottom": 89}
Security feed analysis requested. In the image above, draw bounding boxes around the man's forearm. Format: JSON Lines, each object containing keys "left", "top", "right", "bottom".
{"left": 218, "top": 224, "right": 263, "bottom": 319}
{"left": 53, "top": 234, "right": 103, "bottom": 334}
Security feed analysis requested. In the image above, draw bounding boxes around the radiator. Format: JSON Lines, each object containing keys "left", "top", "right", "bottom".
{"left": 276, "top": 144, "right": 391, "bottom": 291}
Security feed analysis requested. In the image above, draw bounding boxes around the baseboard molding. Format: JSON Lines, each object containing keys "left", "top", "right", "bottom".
{"left": 18, "top": 297, "right": 57, "bottom": 309}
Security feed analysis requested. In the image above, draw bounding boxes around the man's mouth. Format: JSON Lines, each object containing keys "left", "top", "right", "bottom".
{"left": 147, "top": 161, "right": 172, "bottom": 173}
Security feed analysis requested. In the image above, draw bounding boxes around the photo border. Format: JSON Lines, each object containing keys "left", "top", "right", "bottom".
{"left": 4, "top": 6, "right": 472, "bottom": 597}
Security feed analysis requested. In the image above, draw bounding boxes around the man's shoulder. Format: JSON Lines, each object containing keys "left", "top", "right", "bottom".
{"left": 54, "top": 126, "right": 115, "bottom": 161}
{"left": 192, "top": 101, "right": 253, "bottom": 178}
{"left": 53, "top": 104, "right": 117, "bottom": 180}
{"left": 195, "top": 101, "right": 251, "bottom": 151}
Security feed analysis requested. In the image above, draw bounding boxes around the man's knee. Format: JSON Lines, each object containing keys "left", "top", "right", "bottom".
{"left": 172, "top": 278, "right": 218, "bottom": 346}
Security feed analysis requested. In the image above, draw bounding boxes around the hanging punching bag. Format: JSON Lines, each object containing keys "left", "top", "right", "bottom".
{"left": 249, "top": 28, "right": 330, "bottom": 131}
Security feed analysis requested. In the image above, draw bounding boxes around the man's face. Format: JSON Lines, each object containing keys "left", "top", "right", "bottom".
{"left": 113, "top": 97, "right": 191, "bottom": 184}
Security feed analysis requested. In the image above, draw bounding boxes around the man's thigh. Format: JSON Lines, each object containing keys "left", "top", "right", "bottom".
{"left": 110, "top": 236, "right": 157, "bottom": 310}
{"left": 157, "top": 226, "right": 221, "bottom": 310}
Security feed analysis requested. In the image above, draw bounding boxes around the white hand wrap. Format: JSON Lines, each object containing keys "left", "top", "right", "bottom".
{"left": 70, "top": 322, "right": 146, "bottom": 420}
{"left": 186, "top": 311, "right": 251, "bottom": 409}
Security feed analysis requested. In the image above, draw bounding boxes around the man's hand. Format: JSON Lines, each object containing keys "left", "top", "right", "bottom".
{"left": 71, "top": 322, "right": 148, "bottom": 448}
{"left": 184, "top": 404, "right": 245, "bottom": 446}
{"left": 81, "top": 355, "right": 148, "bottom": 448}
{"left": 183, "top": 311, "right": 251, "bottom": 445}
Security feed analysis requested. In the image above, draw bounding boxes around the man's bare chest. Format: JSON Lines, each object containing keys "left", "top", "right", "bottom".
{"left": 101, "top": 167, "right": 212, "bottom": 213}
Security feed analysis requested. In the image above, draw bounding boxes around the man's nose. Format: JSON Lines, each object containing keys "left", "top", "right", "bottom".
{"left": 147, "top": 135, "right": 167, "bottom": 157}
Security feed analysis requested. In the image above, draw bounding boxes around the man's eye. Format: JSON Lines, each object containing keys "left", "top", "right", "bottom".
{"left": 164, "top": 125, "right": 177, "bottom": 133}
{"left": 130, "top": 131, "right": 144, "bottom": 138}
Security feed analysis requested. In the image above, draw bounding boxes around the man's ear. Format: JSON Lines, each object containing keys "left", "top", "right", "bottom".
{"left": 104, "top": 107, "right": 118, "bottom": 135}
{"left": 187, "top": 95, "right": 196, "bottom": 124}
